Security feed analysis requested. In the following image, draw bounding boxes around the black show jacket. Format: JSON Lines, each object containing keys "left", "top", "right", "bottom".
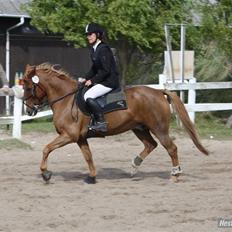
{"left": 84, "top": 42, "right": 120, "bottom": 89}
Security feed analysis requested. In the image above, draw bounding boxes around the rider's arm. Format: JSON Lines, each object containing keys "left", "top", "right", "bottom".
{"left": 84, "top": 65, "right": 97, "bottom": 80}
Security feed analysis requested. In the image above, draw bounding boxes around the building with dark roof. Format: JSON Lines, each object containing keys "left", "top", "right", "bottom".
{"left": 0, "top": 0, "right": 30, "bottom": 17}
{"left": 0, "top": 0, "right": 90, "bottom": 114}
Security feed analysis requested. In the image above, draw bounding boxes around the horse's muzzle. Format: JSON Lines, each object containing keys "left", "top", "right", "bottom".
{"left": 27, "top": 106, "right": 38, "bottom": 116}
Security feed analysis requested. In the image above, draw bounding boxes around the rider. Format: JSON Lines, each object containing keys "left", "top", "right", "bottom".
{"left": 82, "top": 22, "right": 120, "bottom": 132}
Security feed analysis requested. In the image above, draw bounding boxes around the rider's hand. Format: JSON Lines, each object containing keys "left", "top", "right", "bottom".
{"left": 78, "top": 77, "right": 86, "bottom": 83}
{"left": 85, "top": 80, "right": 92, "bottom": 87}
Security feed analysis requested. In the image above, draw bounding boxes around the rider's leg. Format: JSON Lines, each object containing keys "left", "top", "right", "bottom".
{"left": 86, "top": 98, "right": 107, "bottom": 132}
{"left": 84, "top": 84, "right": 112, "bottom": 132}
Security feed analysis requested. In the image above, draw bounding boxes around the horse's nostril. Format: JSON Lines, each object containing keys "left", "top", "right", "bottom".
{"left": 27, "top": 110, "right": 32, "bottom": 116}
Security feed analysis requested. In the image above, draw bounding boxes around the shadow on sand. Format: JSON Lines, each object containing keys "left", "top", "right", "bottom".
{"left": 49, "top": 168, "right": 171, "bottom": 182}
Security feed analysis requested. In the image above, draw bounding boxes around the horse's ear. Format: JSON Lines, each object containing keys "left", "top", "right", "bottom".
{"left": 24, "top": 64, "right": 36, "bottom": 77}
{"left": 26, "top": 64, "right": 35, "bottom": 69}
{"left": 52, "top": 64, "right": 61, "bottom": 70}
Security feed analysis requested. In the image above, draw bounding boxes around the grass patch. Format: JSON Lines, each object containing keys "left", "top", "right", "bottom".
{"left": 0, "top": 138, "right": 32, "bottom": 150}
{"left": 195, "top": 118, "right": 232, "bottom": 140}
{"left": 0, "top": 117, "right": 55, "bottom": 134}
{"left": 171, "top": 113, "right": 232, "bottom": 140}
{"left": 1, "top": 114, "right": 231, "bottom": 140}
{"left": 21, "top": 114, "right": 232, "bottom": 140}
{"left": 22, "top": 117, "right": 55, "bottom": 133}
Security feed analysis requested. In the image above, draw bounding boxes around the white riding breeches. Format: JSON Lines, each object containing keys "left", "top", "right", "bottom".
{"left": 84, "top": 84, "right": 112, "bottom": 101}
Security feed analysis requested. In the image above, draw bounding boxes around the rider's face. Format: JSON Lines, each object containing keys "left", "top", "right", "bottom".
{"left": 86, "top": 32, "right": 97, "bottom": 45}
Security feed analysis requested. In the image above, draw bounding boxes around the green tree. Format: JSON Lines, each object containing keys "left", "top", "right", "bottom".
{"left": 194, "top": 0, "right": 232, "bottom": 81}
{"left": 24, "top": 0, "right": 193, "bottom": 84}
{"left": 190, "top": 0, "right": 232, "bottom": 117}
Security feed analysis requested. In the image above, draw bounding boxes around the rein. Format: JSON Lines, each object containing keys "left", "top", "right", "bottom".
{"left": 49, "top": 89, "right": 78, "bottom": 107}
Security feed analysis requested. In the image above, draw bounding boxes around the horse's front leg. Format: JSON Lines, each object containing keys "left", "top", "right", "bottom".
{"left": 40, "top": 134, "right": 72, "bottom": 182}
{"left": 77, "top": 137, "right": 97, "bottom": 184}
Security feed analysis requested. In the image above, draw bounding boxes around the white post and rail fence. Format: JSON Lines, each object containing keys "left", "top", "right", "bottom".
{"left": 0, "top": 87, "right": 52, "bottom": 139}
{"left": 149, "top": 79, "right": 232, "bottom": 122}
{"left": 1, "top": 81, "right": 232, "bottom": 139}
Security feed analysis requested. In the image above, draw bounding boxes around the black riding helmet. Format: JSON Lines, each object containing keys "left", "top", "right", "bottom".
{"left": 85, "top": 22, "right": 104, "bottom": 38}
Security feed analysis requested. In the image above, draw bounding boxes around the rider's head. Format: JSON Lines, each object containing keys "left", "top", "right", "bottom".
{"left": 85, "top": 23, "right": 104, "bottom": 45}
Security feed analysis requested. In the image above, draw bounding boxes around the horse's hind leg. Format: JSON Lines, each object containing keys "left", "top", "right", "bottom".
{"left": 131, "top": 128, "right": 158, "bottom": 176}
{"left": 150, "top": 128, "right": 182, "bottom": 181}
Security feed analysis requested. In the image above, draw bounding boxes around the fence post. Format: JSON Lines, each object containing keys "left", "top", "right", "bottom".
{"left": 159, "top": 74, "right": 166, "bottom": 88}
{"left": 12, "top": 95, "right": 22, "bottom": 139}
{"left": 188, "top": 77, "right": 196, "bottom": 122}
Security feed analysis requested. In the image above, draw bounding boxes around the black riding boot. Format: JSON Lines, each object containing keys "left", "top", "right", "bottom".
{"left": 86, "top": 98, "right": 107, "bottom": 132}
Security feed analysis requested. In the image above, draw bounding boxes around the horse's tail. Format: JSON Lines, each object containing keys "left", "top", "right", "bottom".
{"left": 163, "top": 90, "right": 209, "bottom": 156}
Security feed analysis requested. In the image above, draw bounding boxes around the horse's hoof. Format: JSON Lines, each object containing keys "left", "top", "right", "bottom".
{"left": 41, "top": 170, "right": 53, "bottom": 182}
{"left": 84, "top": 175, "right": 96, "bottom": 184}
{"left": 130, "top": 166, "right": 138, "bottom": 177}
{"left": 170, "top": 175, "right": 179, "bottom": 183}
{"left": 130, "top": 156, "right": 143, "bottom": 177}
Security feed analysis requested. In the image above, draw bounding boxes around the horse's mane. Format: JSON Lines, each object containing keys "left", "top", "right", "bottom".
{"left": 36, "top": 62, "right": 74, "bottom": 81}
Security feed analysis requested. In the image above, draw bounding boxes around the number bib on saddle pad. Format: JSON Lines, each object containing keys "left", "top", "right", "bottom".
{"left": 76, "top": 85, "right": 128, "bottom": 115}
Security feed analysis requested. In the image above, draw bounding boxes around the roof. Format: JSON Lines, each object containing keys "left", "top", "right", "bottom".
{"left": 0, "top": 0, "right": 30, "bottom": 18}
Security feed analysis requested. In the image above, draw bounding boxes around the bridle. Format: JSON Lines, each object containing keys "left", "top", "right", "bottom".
{"left": 23, "top": 77, "right": 78, "bottom": 116}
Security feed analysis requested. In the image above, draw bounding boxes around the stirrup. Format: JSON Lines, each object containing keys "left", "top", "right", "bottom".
{"left": 89, "top": 121, "right": 107, "bottom": 132}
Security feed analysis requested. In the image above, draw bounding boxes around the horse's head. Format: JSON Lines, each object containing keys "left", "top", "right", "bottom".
{"left": 23, "top": 64, "right": 48, "bottom": 116}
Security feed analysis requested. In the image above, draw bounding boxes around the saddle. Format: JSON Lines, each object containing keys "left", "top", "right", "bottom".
{"left": 76, "top": 84, "right": 128, "bottom": 116}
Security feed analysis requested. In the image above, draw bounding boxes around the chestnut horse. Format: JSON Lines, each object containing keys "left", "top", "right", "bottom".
{"left": 23, "top": 63, "right": 208, "bottom": 184}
